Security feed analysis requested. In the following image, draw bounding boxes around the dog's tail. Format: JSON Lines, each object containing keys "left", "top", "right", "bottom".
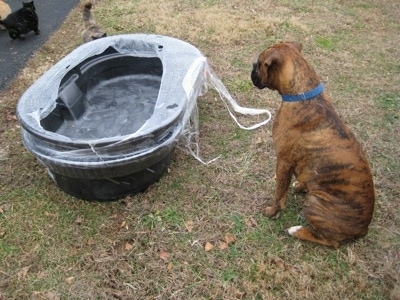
{"left": 83, "top": 2, "right": 96, "bottom": 28}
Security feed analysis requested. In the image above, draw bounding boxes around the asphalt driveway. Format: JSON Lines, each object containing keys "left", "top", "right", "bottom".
{"left": 0, "top": 0, "right": 80, "bottom": 91}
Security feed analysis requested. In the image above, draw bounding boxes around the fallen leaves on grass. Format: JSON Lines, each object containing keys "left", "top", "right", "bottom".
{"left": 65, "top": 276, "right": 75, "bottom": 284}
{"left": 184, "top": 220, "right": 194, "bottom": 232}
{"left": 113, "top": 240, "right": 135, "bottom": 253}
{"left": 6, "top": 113, "right": 17, "bottom": 122}
{"left": 125, "top": 242, "right": 133, "bottom": 251}
{"left": 218, "top": 242, "right": 229, "bottom": 250}
{"left": 159, "top": 249, "right": 170, "bottom": 261}
{"left": 245, "top": 217, "right": 258, "bottom": 228}
{"left": 31, "top": 291, "right": 61, "bottom": 300}
{"left": 218, "top": 233, "right": 236, "bottom": 250}
{"left": 205, "top": 242, "right": 214, "bottom": 252}
{"left": 16, "top": 266, "right": 30, "bottom": 280}
{"left": 206, "top": 233, "right": 236, "bottom": 252}
{"left": 270, "top": 256, "right": 296, "bottom": 272}
{"left": 224, "top": 233, "right": 236, "bottom": 244}
{"left": 120, "top": 220, "right": 128, "bottom": 229}
{"left": 74, "top": 216, "right": 84, "bottom": 225}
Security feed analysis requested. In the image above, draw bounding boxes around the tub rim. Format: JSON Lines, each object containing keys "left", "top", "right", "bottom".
{"left": 17, "top": 34, "right": 206, "bottom": 149}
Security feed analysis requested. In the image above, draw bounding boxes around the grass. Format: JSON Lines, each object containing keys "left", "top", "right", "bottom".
{"left": 315, "top": 36, "right": 340, "bottom": 51}
{"left": 1, "top": 0, "right": 400, "bottom": 299}
{"left": 376, "top": 94, "right": 400, "bottom": 126}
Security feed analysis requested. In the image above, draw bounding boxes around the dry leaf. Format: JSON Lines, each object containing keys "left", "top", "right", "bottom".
{"left": 125, "top": 242, "right": 133, "bottom": 251}
{"left": 218, "top": 242, "right": 229, "bottom": 250}
{"left": 74, "top": 216, "right": 84, "bottom": 225}
{"left": 6, "top": 114, "right": 17, "bottom": 121}
{"left": 284, "top": 264, "right": 295, "bottom": 272}
{"left": 184, "top": 220, "right": 194, "bottom": 232}
{"left": 271, "top": 257, "right": 295, "bottom": 272}
{"left": 45, "top": 291, "right": 61, "bottom": 300}
{"left": 65, "top": 276, "right": 74, "bottom": 284}
{"left": 37, "top": 271, "right": 47, "bottom": 279}
{"left": 120, "top": 220, "right": 128, "bottom": 229}
{"left": 224, "top": 233, "right": 236, "bottom": 245}
{"left": 246, "top": 217, "right": 258, "bottom": 228}
{"left": 87, "top": 238, "right": 96, "bottom": 246}
{"left": 31, "top": 291, "right": 61, "bottom": 300}
{"left": 204, "top": 242, "right": 214, "bottom": 252}
{"left": 17, "top": 266, "right": 30, "bottom": 280}
{"left": 159, "top": 250, "right": 169, "bottom": 261}
{"left": 167, "top": 262, "right": 174, "bottom": 270}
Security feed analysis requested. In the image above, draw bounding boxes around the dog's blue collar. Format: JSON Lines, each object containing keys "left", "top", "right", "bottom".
{"left": 281, "top": 83, "right": 324, "bottom": 102}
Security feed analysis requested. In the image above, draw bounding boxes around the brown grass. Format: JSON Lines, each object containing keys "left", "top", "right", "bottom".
{"left": 1, "top": 0, "right": 399, "bottom": 299}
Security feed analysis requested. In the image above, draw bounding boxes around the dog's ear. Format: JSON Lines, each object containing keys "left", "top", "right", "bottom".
{"left": 263, "top": 49, "right": 282, "bottom": 68}
{"left": 288, "top": 42, "right": 303, "bottom": 52}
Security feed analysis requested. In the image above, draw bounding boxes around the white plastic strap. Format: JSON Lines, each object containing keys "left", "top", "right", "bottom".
{"left": 183, "top": 57, "right": 272, "bottom": 130}
{"left": 181, "top": 57, "right": 272, "bottom": 164}
{"left": 205, "top": 63, "right": 272, "bottom": 130}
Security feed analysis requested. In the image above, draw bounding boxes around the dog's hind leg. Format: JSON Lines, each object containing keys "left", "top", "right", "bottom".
{"left": 288, "top": 225, "right": 340, "bottom": 248}
{"left": 288, "top": 194, "right": 344, "bottom": 247}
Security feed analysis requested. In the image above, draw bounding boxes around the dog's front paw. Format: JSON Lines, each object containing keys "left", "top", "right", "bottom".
{"left": 264, "top": 206, "right": 281, "bottom": 219}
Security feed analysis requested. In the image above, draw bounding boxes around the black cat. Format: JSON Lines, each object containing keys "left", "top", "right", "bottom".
{"left": 0, "top": 1, "right": 39, "bottom": 40}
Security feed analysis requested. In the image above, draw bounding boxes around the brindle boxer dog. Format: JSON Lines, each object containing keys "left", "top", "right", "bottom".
{"left": 251, "top": 42, "right": 375, "bottom": 247}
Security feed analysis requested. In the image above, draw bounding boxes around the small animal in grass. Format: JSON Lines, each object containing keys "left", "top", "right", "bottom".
{"left": 0, "top": 1, "right": 39, "bottom": 40}
{"left": 82, "top": 2, "right": 107, "bottom": 43}
{"left": 0, "top": 0, "right": 11, "bottom": 30}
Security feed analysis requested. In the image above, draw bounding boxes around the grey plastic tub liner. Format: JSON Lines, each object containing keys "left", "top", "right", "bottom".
{"left": 17, "top": 34, "right": 206, "bottom": 166}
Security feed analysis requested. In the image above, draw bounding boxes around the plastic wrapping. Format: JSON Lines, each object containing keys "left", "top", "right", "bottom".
{"left": 17, "top": 34, "right": 271, "bottom": 199}
{"left": 180, "top": 56, "right": 271, "bottom": 164}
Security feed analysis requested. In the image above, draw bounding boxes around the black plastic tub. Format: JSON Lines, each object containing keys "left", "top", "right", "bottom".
{"left": 17, "top": 34, "right": 207, "bottom": 200}
{"left": 50, "top": 145, "right": 177, "bottom": 200}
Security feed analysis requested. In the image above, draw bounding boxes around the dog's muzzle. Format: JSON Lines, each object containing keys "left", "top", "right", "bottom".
{"left": 251, "top": 62, "right": 264, "bottom": 89}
